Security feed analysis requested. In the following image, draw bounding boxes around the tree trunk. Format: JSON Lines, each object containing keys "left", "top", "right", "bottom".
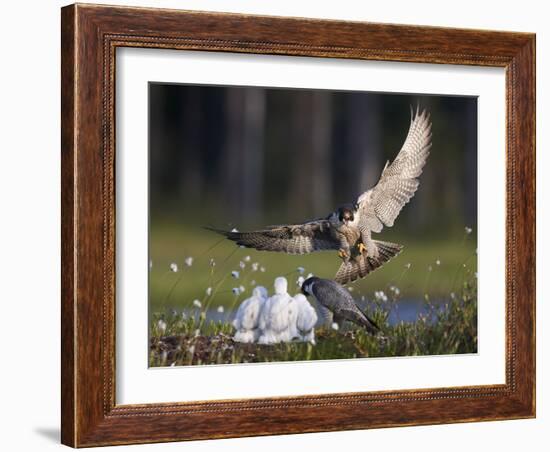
{"left": 179, "top": 88, "right": 202, "bottom": 203}
{"left": 221, "top": 89, "right": 242, "bottom": 225}
{"left": 241, "top": 88, "right": 266, "bottom": 223}
{"left": 347, "top": 94, "right": 381, "bottom": 201}
{"left": 310, "top": 91, "right": 333, "bottom": 214}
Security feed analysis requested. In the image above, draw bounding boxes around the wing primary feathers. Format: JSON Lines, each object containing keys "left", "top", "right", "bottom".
{"left": 356, "top": 107, "right": 432, "bottom": 234}
{"left": 204, "top": 222, "right": 340, "bottom": 255}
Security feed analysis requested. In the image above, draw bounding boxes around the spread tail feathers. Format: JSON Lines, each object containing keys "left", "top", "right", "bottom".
{"left": 334, "top": 240, "right": 403, "bottom": 284}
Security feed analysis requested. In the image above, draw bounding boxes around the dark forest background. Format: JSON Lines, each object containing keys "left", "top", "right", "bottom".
{"left": 149, "top": 84, "right": 477, "bottom": 235}
{"left": 148, "top": 84, "right": 477, "bottom": 309}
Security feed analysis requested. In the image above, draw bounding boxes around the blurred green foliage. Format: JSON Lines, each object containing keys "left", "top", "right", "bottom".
{"left": 149, "top": 221, "right": 477, "bottom": 312}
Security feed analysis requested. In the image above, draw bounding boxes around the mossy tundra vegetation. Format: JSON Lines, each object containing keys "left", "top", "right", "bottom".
{"left": 149, "top": 226, "right": 477, "bottom": 367}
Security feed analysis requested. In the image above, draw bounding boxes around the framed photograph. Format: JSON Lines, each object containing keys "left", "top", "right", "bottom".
{"left": 61, "top": 3, "right": 535, "bottom": 447}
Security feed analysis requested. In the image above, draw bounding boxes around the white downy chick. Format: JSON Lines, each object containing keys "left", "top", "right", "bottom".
{"left": 292, "top": 293, "right": 318, "bottom": 344}
{"left": 258, "top": 277, "right": 293, "bottom": 344}
{"left": 232, "top": 286, "right": 268, "bottom": 343}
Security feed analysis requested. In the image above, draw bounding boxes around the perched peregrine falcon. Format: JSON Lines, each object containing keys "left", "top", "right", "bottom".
{"left": 301, "top": 276, "right": 379, "bottom": 334}
{"left": 208, "top": 107, "right": 432, "bottom": 284}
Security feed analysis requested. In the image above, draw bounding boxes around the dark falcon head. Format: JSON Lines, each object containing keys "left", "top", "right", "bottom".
{"left": 337, "top": 205, "right": 356, "bottom": 225}
{"left": 301, "top": 276, "right": 320, "bottom": 296}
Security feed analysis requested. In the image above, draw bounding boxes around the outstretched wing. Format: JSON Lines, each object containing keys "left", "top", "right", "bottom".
{"left": 356, "top": 107, "right": 432, "bottom": 234}
{"left": 205, "top": 220, "right": 339, "bottom": 255}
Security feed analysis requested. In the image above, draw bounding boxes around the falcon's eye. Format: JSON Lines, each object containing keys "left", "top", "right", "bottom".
{"left": 338, "top": 209, "right": 347, "bottom": 222}
{"left": 339, "top": 209, "right": 353, "bottom": 222}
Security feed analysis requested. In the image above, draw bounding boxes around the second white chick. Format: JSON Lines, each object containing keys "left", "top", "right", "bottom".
{"left": 291, "top": 293, "right": 318, "bottom": 344}
{"left": 258, "top": 277, "right": 293, "bottom": 344}
{"left": 232, "top": 286, "right": 268, "bottom": 343}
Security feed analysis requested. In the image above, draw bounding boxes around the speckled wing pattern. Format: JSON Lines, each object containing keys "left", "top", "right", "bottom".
{"left": 334, "top": 239, "right": 403, "bottom": 284}
{"left": 357, "top": 107, "right": 432, "bottom": 234}
{"left": 311, "top": 280, "right": 379, "bottom": 334}
{"left": 315, "top": 303, "right": 334, "bottom": 328}
{"left": 206, "top": 220, "right": 340, "bottom": 255}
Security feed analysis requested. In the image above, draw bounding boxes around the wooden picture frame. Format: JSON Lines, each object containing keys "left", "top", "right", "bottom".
{"left": 61, "top": 3, "right": 535, "bottom": 447}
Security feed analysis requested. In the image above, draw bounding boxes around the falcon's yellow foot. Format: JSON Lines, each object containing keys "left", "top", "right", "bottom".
{"left": 357, "top": 243, "right": 367, "bottom": 255}
{"left": 338, "top": 249, "right": 350, "bottom": 260}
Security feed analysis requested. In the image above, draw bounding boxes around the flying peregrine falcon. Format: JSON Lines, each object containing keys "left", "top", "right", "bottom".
{"left": 208, "top": 107, "right": 432, "bottom": 284}
{"left": 301, "top": 276, "right": 379, "bottom": 334}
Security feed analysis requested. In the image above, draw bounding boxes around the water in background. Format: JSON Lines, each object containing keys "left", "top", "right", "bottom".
{"left": 184, "top": 298, "right": 433, "bottom": 328}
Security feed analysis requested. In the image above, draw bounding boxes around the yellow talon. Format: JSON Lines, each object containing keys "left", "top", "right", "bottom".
{"left": 358, "top": 243, "right": 367, "bottom": 255}
{"left": 338, "top": 249, "right": 349, "bottom": 259}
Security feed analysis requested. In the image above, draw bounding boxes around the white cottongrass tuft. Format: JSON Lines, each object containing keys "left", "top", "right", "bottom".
{"left": 184, "top": 256, "right": 193, "bottom": 267}
{"left": 251, "top": 262, "right": 259, "bottom": 272}
{"left": 209, "top": 258, "right": 216, "bottom": 267}
{"left": 192, "top": 299, "right": 202, "bottom": 308}
{"left": 205, "top": 287, "right": 212, "bottom": 296}
{"left": 260, "top": 266, "right": 266, "bottom": 273}
{"left": 331, "top": 322, "right": 339, "bottom": 331}
{"left": 239, "top": 261, "right": 246, "bottom": 269}
{"left": 405, "top": 263, "right": 411, "bottom": 269}
{"left": 297, "top": 266, "right": 305, "bottom": 274}
{"left": 231, "top": 228, "right": 239, "bottom": 233}
{"left": 169, "top": 262, "right": 178, "bottom": 273}
{"left": 217, "top": 306, "right": 224, "bottom": 313}
{"left": 231, "top": 270, "right": 240, "bottom": 279}
{"left": 157, "top": 319, "right": 167, "bottom": 333}
{"left": 244, "top": 255, "right": 251, "bottom": 262}
{"left": 389, "top": 285, "right": 400, "bottom": 296}
{"left": 465, "top": 226, "right": 473, "bottom": 234}
{"left": 436, "top": 259, "right": 441, "bottom": 266}
{"left": 239, "top": 285, "right": 245, "bottom": 294}
{"left": 374, "top": 291, "right": 388, "bottom": 302}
